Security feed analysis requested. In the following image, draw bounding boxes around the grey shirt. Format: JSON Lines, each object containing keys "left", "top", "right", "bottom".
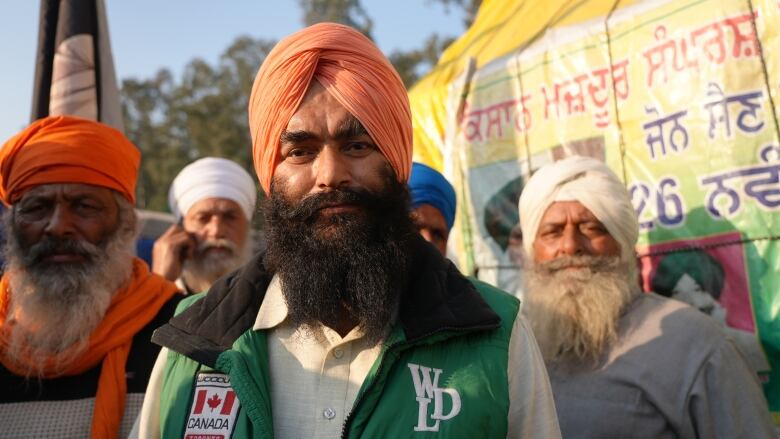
{"left": 550, "top": 293, "right": 774, "bottom": 439}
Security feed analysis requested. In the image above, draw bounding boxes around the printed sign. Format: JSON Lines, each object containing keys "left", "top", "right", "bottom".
{"left": 442, "top": 0, "right": 780, "bottom": 420}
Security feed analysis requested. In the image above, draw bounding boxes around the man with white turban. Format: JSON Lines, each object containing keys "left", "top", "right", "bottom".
{"left": 153, "top": 157, "right": 256, "bottom": 294}
{"left": 519, "top": 155, "right": 774, "bottom": 438}
{"left": 138, "top": 23, "right": 559, "bottom": 439}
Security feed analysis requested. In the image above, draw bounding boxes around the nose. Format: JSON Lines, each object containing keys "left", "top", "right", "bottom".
{"left": 559, "top": 226, "right": 585, "bottom": 257}
{"left": 314, "top": 146, "right": 351, "bottom": 191}
{"left": 44, "top": 205, "right": 76, "bottom": 238}
{"left": 204, "top": 216, "right": 226, "bottom": 240}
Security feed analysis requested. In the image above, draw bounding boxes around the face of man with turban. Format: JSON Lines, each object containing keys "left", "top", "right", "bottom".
{"left": 4, "top": 183, "right": 138, "bottom": 372}
{"left": 411, "top": 204, "right": 449, "bottom": 255}
{"left": 408, "top": 162, "right": 456, "bottom": 256}
{"left": 0, "top": 116, "right": 140, "bottom": 374}
{"left": 155, "top": 157, "right": 256, "bottom": 293}
{"left": 183, "top": 199, "right": 249, "bottom": 272}
{"left": 253, "top": 24, "right": 417, "bottom": 343}
{"left": 519, "top": 156, "right": 640, "bottom": 367}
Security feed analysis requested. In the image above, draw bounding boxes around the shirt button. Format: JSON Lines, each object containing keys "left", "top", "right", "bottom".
{"left": 333, "top": 348, "right": 344, "bottom": 359}
{"left": 323, "top": 407, "right": 336, "bottom": 420}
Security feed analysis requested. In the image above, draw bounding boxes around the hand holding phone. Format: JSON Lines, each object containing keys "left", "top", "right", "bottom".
{"left": 151, "top": 221, "right": 198, "bottom": 282}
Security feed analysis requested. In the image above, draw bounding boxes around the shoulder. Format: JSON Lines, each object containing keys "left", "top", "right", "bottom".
{"left": 467, "top": 277, "right": 522, "bottom": 334}
{"left": 620, "top": 293, "right": 734, "bottom": 360}
{"left": 629, "top": 293, "right": 724, "bottom": 336}
{"left": 468, "top": 278, "right": 521, "bottom": 313}
{"left": 174, "top": 292, "right": 206, "bottom": 315}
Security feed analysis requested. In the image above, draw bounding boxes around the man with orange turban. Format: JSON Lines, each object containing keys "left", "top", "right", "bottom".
{"left": 0, "top": 115, "right": 182, "bottom": 439}
{"left": 139, "top": 23, "right": 559, "bottom": 439}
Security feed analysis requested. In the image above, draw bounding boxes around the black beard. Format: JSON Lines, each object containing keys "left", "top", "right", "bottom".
{"left": 262, "top": 169, "right": 417, "bottom": 344}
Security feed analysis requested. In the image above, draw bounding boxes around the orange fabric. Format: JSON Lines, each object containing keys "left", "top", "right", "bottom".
{"left": 248, "top": 22, "right": 412, "bottom": 194}
{"left": 0, "top": 115, "right": 140, "bottom": 205}
{"left": 0, "top": 258, "right": 181, "bottom": 439}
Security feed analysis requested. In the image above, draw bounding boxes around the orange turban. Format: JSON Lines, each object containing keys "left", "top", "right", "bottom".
{"left": 0, "top": 115, "right": 140, "bottom": 205}
{"left": 248, "top": 22, "right": 412, "bottom": 194}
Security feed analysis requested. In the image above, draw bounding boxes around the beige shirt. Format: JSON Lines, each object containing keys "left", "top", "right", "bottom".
{"left": 137, "top": 275, "right": 561, "bottom": 438}
{"left": 256, "top": 276, "right": 386, "bottom": 438}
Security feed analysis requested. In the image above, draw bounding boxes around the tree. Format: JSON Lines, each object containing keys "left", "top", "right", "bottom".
{"left": 389, "top": 33, "right": 456, "bottom": 87}
{"left": 428, "top": 0, "right": 481, "bottom": 28}
{"left": 298, "top": 0, "right": 373, "bottom": 38}
{"left": 122, "top": 36, "right": 275, "bottom": 212}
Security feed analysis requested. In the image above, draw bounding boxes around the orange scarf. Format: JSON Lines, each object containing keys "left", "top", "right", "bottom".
{"left": 0, "top": 258, "right": 180, "bottom": 438}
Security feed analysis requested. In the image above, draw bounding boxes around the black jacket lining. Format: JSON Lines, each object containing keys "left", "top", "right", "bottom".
{"left": 153, "top": 235, "right": 500, "bottom": 364}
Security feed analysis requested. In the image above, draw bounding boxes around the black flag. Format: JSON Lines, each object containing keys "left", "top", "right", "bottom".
{"left": 30, "top": 0, "right": 124, "bottom": 131}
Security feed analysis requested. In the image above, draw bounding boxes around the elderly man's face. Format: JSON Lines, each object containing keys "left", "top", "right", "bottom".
{"left": 412, "top": 204, "right": 449, "bottom": 255}
{"left": 533, "top": 201, "right": 620, "bottom": 263}
{"left": 183, "top": 197, "right": 249, "bottom": 258}
{"left": 5, "top": 183, "right": 136, "bottom": 374}
{"left": 13, "top": 183, "right": 119, "bottom": 260}
{"left": 274, "top": 81, "right": 392, "bottom": 214}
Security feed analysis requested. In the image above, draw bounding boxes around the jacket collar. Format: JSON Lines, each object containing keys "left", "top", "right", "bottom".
{"left": 152, "top": 235, "right": 500, "bottom": 366}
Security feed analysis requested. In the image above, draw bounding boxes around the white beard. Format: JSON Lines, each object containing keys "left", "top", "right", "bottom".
{"left": 181, "top": 238, "right": 252, "bottom": 293}
{"left": 3, "top": 222, "right": 136, "bottom": 377}
{"left": 523, "top": 255, "right": 639, "bottom": 368}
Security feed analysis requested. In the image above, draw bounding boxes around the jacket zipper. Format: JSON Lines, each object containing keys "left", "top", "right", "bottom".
{"left": 340, "top": 339, "right": 405, "bottom": 439}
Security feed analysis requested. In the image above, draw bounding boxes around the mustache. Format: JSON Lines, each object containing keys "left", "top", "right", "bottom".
{"left": 535, "top": 255, "right": 621, "bottom": 275}
{"left": 22, "top": 237, "right": 101, "bottom": 266}
{"left": 279, "top": 188, "right": 378, "bottom": 222}
{"left": 197, "top": 238, "right": 238, "bottom": 254}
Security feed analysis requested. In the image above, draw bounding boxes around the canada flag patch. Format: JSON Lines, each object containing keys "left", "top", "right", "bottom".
{"left": 184, "top": 372, "right": 240, "bottom": 439}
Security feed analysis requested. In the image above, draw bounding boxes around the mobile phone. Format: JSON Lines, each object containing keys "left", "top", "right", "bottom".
{"left": 177, "top": 217, "right": 192, "bottom": 262}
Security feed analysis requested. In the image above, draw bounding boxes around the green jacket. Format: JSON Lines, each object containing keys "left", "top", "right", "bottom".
{"left": 152, "top": 237, "right": 524, "bottom": 438}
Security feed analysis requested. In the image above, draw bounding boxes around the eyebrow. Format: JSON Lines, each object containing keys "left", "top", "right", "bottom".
{"left": 334, "top": 116, "right": 369, "bottom": 140}
{"left": 280, "top": 130, "right": 316, "bottom": 145}
{"left": 192, "top": 206, "right": 241, "bottom": 216}
{"left": 279, "top": 115, "right": 370, "bottom": 145}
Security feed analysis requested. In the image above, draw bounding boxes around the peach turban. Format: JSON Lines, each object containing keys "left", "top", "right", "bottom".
{"left": 0, "top": 115, "right": 140, "bottom": 205}
{"left": 248, "top": 22, "right": 412, "bottom": 194}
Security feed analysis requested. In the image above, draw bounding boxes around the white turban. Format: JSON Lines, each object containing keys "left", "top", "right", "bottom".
{"left": 168, "top": 157, "right": 257, "bottom": 220}
{"left": 518, "top": 156, "right": 638, "bottom": 264}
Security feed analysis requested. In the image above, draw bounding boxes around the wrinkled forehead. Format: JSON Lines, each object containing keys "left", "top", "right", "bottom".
{"left": 282, "top": 81, "right": 372, "bottom": 142}
{"left": 537, "top": 200, "right": 605, "bottom": 229}
{"left": 17, "top": 183, "right": 115, "bottom": 203}
{"left": 186, "top": 197, "right": 245, "bottom": 217}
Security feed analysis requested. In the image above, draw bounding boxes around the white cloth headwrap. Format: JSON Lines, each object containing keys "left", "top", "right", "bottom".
{"left": 518, "top": 156, "right": 638, "bottom": 264}
{"left": 169, "top": 157, "right": 257, "bottom": 220}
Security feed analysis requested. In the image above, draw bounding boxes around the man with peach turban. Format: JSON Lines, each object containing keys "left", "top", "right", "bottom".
{"left": 0, "top": 115, "right": 182, "bottom": 439}
{"left": 139, "top": 23, "right": 559, "bottom": 439}
{"left": 519, "top": 155, "right": 774, "bottom": 438}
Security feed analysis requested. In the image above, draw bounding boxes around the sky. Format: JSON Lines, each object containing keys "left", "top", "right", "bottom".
{"left": 0, "top": 0, "right": 467, "bottom": 142}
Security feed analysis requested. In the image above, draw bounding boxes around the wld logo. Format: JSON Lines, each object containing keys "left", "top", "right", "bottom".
{"left": 407, "top": 363, "right": 462, "bottom": 432}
